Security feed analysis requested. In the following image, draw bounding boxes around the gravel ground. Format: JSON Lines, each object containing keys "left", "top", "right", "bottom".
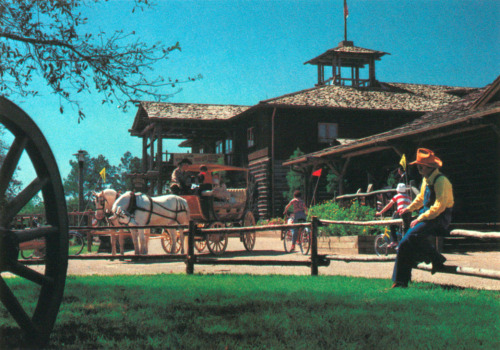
{"left": 59, "top": 233, "right": 500, "bottom": 291}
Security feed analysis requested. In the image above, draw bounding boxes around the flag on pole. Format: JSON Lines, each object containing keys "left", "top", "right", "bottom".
{"left": 99, "top": 168, "right": 106, "bottom": 183}
{"left": 344, "top": 0, "right": 349, "bottom": 19}
{"left": 312, "top": 168, "right": 322, "bottom": 177}
{"left": 399, "top": 154, "right": 407, "bottom": 171}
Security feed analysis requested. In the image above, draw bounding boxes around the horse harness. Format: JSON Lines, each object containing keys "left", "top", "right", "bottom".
{"left": 96, "top": 191, "right": 120, "bottom": 218}
{"left": 126, "top": 191, "right": 188, "bottom": 225}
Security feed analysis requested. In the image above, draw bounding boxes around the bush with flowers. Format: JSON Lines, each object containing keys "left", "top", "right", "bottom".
{"left": 307, "top": 200, "right": 382, "bottom": 237}
{"left": 257, "top": 217, "right": 285, "bottom": 226}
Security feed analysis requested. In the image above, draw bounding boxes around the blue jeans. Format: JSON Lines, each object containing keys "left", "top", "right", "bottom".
{"left": 392, "top": 209, "right": 451, "bottom": 285}
{"left": 292, "top": 212, "right": 306, "bottom": 245}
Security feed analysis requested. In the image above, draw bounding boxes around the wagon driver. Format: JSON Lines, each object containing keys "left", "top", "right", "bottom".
{"left": 391, "top": 148, "right": 454, "bottom": 288}
{"left": 170, "top": 158, "right": 192, "bottom": 195}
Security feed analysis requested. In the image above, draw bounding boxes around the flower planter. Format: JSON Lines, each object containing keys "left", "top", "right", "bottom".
{"left": 317, "top": 235, "right": 376, "bottom": 255}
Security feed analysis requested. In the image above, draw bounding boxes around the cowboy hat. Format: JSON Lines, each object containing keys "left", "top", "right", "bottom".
{"left": 409, "top": 148, "right": 442, "bottom": 168}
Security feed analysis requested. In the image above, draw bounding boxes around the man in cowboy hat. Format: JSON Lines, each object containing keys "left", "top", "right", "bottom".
{"left": 391, "top": 148, "right": 454, "bottom": 288}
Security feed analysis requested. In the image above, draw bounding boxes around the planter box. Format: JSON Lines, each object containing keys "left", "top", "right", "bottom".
{"left": 317, "top": 235, "right": 376, "bottom": 255}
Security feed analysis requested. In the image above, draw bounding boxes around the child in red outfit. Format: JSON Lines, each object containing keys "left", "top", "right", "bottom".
{"left": 376, "top": 183, "right": 412, "bottom": 248}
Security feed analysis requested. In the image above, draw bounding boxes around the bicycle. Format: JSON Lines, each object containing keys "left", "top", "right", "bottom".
{"left": 374, "top": 226, "right": 402, "bottom": 256}
{"left": 281, "top": 215, "right": 311, "bottom": 255}
{"left": 21, "top": 230, "right": 85, "bottom": 259}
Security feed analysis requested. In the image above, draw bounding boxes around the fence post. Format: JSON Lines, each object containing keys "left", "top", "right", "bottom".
{"left": 311, "top": 216, "right": 319, "bottom": 276}
{"left": 186, "top": 221, "right": 196, "bottom": 275}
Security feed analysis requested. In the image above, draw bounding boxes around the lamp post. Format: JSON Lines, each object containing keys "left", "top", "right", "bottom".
{"left": 73, "top": 150, "right": 88, "bottom": 213}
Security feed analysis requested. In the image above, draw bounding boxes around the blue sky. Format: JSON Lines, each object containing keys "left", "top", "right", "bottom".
{"left": 9, "top": 0, "right": 500, "bottom": 186}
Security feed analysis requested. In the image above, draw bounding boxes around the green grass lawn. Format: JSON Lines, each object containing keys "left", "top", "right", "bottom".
{"left": 1, "top": 274, "right": 498, "bottom": 349}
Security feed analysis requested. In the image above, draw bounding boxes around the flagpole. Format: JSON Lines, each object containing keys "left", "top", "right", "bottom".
{"left": 344, "top": 0, "right": 348, "bottom": 41}
{"left": 312, "top": 176, "right": 321, "bottom": 206}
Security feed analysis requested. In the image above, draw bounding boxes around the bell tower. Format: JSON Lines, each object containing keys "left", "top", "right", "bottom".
{"left": 305, "top": 41, "right": 389, "bottom": 88}
{"left": 305, "top": 1, "right": 389, "bottom": 88}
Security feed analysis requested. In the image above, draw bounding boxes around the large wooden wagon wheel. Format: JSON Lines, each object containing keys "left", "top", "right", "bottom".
{"left": 206, "top": 222, "right": 228, "bottom": 255}
{"left": 241, "top": 210, "right": 256, "bottom": 251}
{"left": 0, "top": 97, "right": 68, "bottom": 346}
{"left": 160, "top": 229, "right": 181, "bottom": 254}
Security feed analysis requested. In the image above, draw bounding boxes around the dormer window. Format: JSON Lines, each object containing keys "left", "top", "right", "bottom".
{"left": 318, "top": 123, "right": 338, "bottom": 143}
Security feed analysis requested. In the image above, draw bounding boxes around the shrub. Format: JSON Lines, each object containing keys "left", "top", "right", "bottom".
{"left": 308, "top": 200, "right": 382, "bottom": 237}
{"left": 257, "top": 217, "right": 285, "bottom": 226}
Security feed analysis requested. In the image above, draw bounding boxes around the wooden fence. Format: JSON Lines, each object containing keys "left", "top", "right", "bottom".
{"left": 53, "top": 218, "right": 500, "bottom": 281}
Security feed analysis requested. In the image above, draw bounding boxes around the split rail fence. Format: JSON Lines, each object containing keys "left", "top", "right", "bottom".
{"left": 28, "top": 216, "right": 499, "bottom": 281}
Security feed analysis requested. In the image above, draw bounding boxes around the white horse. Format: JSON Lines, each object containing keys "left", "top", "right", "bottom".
{"left": 109, "top": 191, "right": 190, "bottom": 255}
{"left": 92, "top": 189, "right": 126, "bottom": 256}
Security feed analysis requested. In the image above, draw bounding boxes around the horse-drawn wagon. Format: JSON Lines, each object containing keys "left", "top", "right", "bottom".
{"left": 178, "top": 163, "right": 257, "bottom": 255}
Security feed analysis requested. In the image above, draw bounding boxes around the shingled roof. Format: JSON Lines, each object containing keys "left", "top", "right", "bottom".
{"left": 136, "top": 101, "right": 250, "bottom": 121}
{"left": 283, "top": 76, "right": 500, "bottom": 166}
{"left": 260, "top": 83, "right": 475, "bottom": 112}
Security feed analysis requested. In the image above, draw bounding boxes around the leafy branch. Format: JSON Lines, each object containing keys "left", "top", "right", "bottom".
{"left": 0, "top": 0, "right": 200, "bottom": 122}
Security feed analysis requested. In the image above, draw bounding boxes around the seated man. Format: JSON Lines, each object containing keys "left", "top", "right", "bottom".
{"left": 170, "top": 158, "right": 192, "bottom": 195}
{"left": 392, "top": 148, "right": 453, "bottom": 288}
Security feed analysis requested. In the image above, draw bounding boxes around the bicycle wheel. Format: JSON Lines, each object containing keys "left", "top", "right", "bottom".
{"left": 299, "top": 227, "right": 311, "bottom": 255}
{"left": 374, "top": 234, "right": 389, "bottom": 256}
{"left": 68, "top": 232, "right": 84, "bottom": 256}
{"left": 283, "top": 229, "right": 294, "bottom": 253}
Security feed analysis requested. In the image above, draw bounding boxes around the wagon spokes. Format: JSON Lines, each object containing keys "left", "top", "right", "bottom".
{"left": 0, "top": 97, "right": 68, "bottom": 346}
{"left": 0, "top": 135, "right": 28, "bottom": 200}
{"left": 8, "top": 262, "right": 54, "bottom": 286}
{"left": 0, "top": 177, "right": 47, "bottom": 226}
{"left": 0, "top": 276, "right": 38, "bottom": 337}
{"left": 16, "top": 226, "right": 59, "bottom": 244}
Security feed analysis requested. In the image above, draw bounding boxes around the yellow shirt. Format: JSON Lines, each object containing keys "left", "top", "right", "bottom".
{"left": 406, "top": 169, "right": 454, "bottom": 222}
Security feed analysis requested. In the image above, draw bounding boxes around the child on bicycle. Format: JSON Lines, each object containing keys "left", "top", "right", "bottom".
{"left": 283, "top": 190, "right": 308, "bottom": 251}
{"left": 376, "top": 183, "right": 412, "bottom": 248}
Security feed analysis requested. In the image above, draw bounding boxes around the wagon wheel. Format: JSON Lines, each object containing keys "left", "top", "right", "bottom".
{"left": 241, "top": 210, "right": 256, "bottom": 251}
{"left": 194, "top": 238, "right": 207, "bottom": 253}
{"left": 206, "top": 222, "right": 228, "bottom": 256}
{"left": 160, "top": 229, "right": 181, "bottom": 254}
{"left": 0, "top": 97, "right": 68, "bottom": 346}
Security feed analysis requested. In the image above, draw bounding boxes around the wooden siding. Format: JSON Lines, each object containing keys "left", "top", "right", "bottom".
{"left": 249, "top": 157, "right": 271, "bottom": 220}
{"left": 419, "top": 127, "right": 499, "bottom": 223}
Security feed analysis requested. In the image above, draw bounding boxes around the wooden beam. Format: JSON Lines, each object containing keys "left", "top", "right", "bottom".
{"left": 417, "top": 123, "right": 490, "bottom": 142}
{"left": 450, "top": 229, "right": 500, "bottom": 239}
{"left": 341, "top": 145, "right": 390, "bottom": 158}
{"left": 140, "top": 123, "right": 156, "bottom": 136}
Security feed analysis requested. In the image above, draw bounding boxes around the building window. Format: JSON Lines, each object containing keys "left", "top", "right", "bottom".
{"left": 215, "top": 140, "right": 223, "bottom": 154}
{"left": 318, "top": 123, "right": 338, "bottom": 143}
{"left": 247, "top": 127, "right": 255, "bottom": 148}
{"left": 225, "top": 139, "right": 233, "bottom": 154}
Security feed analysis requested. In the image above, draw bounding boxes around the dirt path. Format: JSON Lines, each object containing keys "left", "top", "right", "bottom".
{"left": 61, "top": 234, "right": 500, "bottom": 291}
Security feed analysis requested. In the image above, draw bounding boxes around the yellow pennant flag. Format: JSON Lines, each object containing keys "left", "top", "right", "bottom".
{"left": 399, "top": 154, "right": 407, "bottom": 170}
{"left": 99, "top": 168, "right": 106, "bottom": 183}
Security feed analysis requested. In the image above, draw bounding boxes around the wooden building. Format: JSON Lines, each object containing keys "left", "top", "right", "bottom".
{"left": 128, "top": 41, "right": 474, "bottom": 219}
{"left": 283, "top": 75, "right": 500, "bottom": 223}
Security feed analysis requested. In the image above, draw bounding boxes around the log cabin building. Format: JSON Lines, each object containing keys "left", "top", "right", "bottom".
{"left": 128, "top": 40, "right": 476, "bottom": 219}
{"left": 283, "top": 75, "right": 500, "bottom": 224}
